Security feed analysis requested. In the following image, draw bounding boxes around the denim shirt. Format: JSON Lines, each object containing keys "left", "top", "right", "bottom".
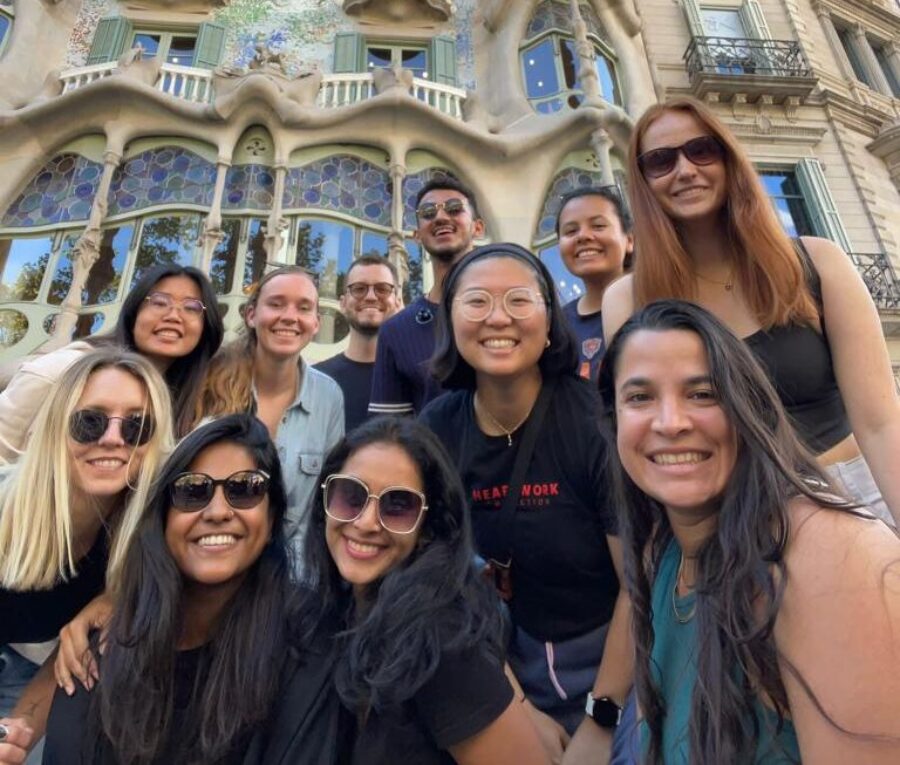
{"left": 253, "top": 360, "right": 344, "bottom": 551}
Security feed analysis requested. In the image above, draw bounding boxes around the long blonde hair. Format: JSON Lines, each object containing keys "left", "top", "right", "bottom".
{"left": 194, "top": 265, "right": 317, "bottom": 423}
{"left": 0, "top": 349, "right": 173, "bottom": 591}
{"left": 628, "top": 97, "right": 819, "bottom": 329}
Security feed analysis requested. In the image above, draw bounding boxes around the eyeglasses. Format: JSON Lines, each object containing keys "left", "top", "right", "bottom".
{"left": 346, "top": 282, "right": 396, "bottom": 300}
{"left": 170, "top": 470, "right": 271, "bottom": 512}
{"left": 69, "top": 410, "right": 155, "bottom": 447}
{"left": 322, "top": 474, "right": 427, "bottom": 534}
{"left": 636, "top": 136, "right": 725, "bottom": 179}
{"left": 454, "top": 287, "right": 547, "bottom": 322}
{"left": 143, "top": 292, "right": 206, "bottom": 317}
{"left": 415, "top": 198, "right": 467, "bottom": 221}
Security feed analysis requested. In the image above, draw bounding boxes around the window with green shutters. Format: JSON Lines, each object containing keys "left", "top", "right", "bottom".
{"left": 87, "top": 16, "right": 133, "bottom": 65}
{"left": 86, "top": 17, "right": 224, "bottom": 69}
{"left": 331, "top": 33, "right": 458, "bottom": 87}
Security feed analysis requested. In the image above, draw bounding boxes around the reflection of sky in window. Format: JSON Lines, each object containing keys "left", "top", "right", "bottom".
{"left": 0, "top": 15, "right": 9, "bottom": 47}
{"left": 1, "top": 238, "right": 51, "bottom": 295}
{"left": 774, "top": 201, "right": 800, "bottom": 237}
{"left": 523, "top": 39, "right": 558, "bottom": 98}
{"left": 402, "top": 50, "right": 428, "bottom": 78}
{"left": 309, "top": 220, "right": 354, "bottom": 274}
{"left": 133, "top": 33, "right": 161, "bottom": 57}
{"left": 761, "top": 173, "right": 790, "bottom": 196}
{"left": 361, "top": 231, "right": 389, "bottom": 257}
{"left": 167, "top": 36, "right": 196, "bottom": 66}
{"left": 540, "top": 244, "right": 583, "bottom": 304}
{"left": 595, "top": 56, "right": 618, "bottom": 103}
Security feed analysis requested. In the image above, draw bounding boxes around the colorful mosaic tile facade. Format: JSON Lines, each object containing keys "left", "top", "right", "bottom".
{"left": 107, "top": 148, "right": 217, "bottom": 217}
{"left": 224, "top": 164, "right": 276, "bottom": 210}
{"left": 535, "top": 167, "right": 605, "bottom": 240}
{"left": 402, "top": 167, "right": 457, "bottom": 230}
{"left": 2, "top": 154, "right": 102, "bottom": 228}
{"left": 284, "top": 155, "right": 391, "bottom": 227}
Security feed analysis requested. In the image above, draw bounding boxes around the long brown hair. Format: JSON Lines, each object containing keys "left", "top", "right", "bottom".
{"left": 193, "top": 266, "right": 317, "bottom": 424}
{"left": 628, "top": 97, "right": 819, "bottom": 329}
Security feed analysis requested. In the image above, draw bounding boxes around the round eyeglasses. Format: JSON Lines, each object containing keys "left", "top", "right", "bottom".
{"left": 322, "top": 474, "right": 427, "bottom": 534}
{"left": 69, "top": 410, "right": 155, "bottom": 447}
{"left": 454, "top": 287, "right": 547, "bottom": 322}
{"left": 143, "top": 292, "right": 206, "bottom": 317}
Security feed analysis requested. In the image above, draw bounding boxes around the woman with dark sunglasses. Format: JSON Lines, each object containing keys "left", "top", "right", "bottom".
{"left": 0, "top": 263, "right": 224, "bottom": 461}
{"left": 419, "top": 243, "right": 632, "bottom": 764}
{"left": 0, "top": 349, "right": 172, "bottom": 761}
{"left": 41, "top": 414, "right": 341, "bottom": 765}
{"left": 602, "top": 96, "right": 899, "bottom": 528}
{"left": 300, "top": 417, "right": 547, "bottom": 765}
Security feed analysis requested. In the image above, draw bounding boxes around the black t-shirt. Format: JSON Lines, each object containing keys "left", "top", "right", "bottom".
{"left": 420, "top": 376, "right": 619, "bottom": 641}
{"left": 562, "top": 299, "right": 605, "bottom": 382}
{"left": 346, "top": 644, "right": 513, "bottom": 765}
{"left": 315, "top": 353, "right": 374, "bottom": 432}
{"left": 0, "top": 532, "right": 107, "bottom": 644}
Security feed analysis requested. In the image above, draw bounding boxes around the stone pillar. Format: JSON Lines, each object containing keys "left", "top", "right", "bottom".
{"left": 388, "top": 156, "right": 409, "bottom": 295}
{"left": 851, "top": 24, "right": 893, "bottom": 96}
{"left": 198, "top": 159, "right": 230, "bottom": 274}
{"left": 265, "top": 164, "right": 289, "bottom": 265}
{"left": 49, "top": 149, "right": 121, "bottom": 347}
{"left": 882, "top": 41, "right": 900, "bottom": 95}
{"left": 569, "top": 0, "right": 603, "bottom": 106}
{"left": 589, "top": 128, "right": 615, "bottom": 186}
{"left": 815, "top": 7, "right": 855, "bottom": 83}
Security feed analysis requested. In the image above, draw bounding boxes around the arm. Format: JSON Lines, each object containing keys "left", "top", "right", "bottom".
{"left": 0, "top": 718, "right": 34, "bottom": 765}
{"left": 503, "top": 663, "right": 569, "bottom": 763}
{"left": 600, "top": 275, "right": 635, "bottom": 346}
{"left": 775, "top": 501, "right": 900, "bottom": 763}
{"left": 368, "top": 325, "right": 414, "bottom": 416}
{"left": 54, "top": 592, "right": 113, "bottom": 694}
{"left": 9, "top": 650, "right": 58, "bottom": 750}
{"left": 449, "top": 698, "right": 550, "bottom": 765}
{"left": 562, "top": 535, "right": 633, "bottom": 765}
{"left": 805, "top": 237, "right": 900, "bottom": 523}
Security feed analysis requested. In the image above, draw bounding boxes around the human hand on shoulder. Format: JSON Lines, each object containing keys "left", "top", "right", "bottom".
{"left": 55, "top": 592, "right": 113, "bottom": 694}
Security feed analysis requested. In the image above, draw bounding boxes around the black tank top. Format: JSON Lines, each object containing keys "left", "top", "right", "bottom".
{"left": 743, "top": 241, "right": 851, "bottom": 454}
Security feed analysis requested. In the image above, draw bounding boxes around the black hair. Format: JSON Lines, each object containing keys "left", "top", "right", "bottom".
{"left": 596, "top": 300, "right": 866, "bottom": 764}
{"left": 114, "top": 264, "right": 224, "bottom": 436}
{"left": 413, "top": 174, "right": 482, "bottom": 221}
{"left": 431, "top": 242, "right": 579, "bottom": 389}
{"left": 555, "top": 185, "right": 634, "bottom": 270}
{"left": 97, "top": 414, "right": 294, "bottom": 765}
{"left": 346, "top": 253, "right": 400, "bottom": 285}
{"left": 303, "top": 417, "right": 504, "bottom": 712}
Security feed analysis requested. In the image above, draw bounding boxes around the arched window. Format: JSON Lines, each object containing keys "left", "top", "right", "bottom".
{"left": 521, "top": 0, "right": 622, "bottom": 113}
{"left": 0, "top": 6, "right": 12, "bottom": 56}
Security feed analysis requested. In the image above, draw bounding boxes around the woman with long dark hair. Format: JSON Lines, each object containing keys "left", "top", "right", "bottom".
{"left": 419, "top": 243, "right": 631, "bottom": 762}
{"left": 302, "top": 417, "right": 546, "bottom": 765}
{"left": 0, "top": 263, "right": 223, "bottom": 454}
{"left": 602, "top": 97, "right": 900, "bottom": 526}
{"left": 598, "top": 300, "right": 900, "bottom": 764}
{"left": 41, "top": 414, "right": 340, "bottom": 765}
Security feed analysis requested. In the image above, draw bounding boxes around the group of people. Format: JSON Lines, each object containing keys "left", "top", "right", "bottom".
{"left": 0, "top": 95, "right": 897, "bottom": 765}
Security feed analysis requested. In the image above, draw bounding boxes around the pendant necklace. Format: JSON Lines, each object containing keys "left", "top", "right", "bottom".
{"left": 695, "top": 270, "right": 734, "bottom": 292}
{"left": 475, "top": 393, "right": 532, "bottom": 447}
{"left": 672, "top": 551, "right": 697, "bottom": 624}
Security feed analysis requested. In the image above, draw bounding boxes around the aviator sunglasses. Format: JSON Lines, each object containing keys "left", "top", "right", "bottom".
{"left": 170, "top": 469, "right": 270, "bottom": 512}
{"left": 322, "top": 474, "right": 428, "bottom": 534}
{"left": 636, "top": 135, "right": 725, "bottom": 179}
{"left": 415, "top": 198, "right": 468, "bottom": 221}
{"left": 69, "top": 410, "right": 155, "bottom": 447}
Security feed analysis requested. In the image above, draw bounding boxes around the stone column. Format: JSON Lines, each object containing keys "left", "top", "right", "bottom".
{"left": 815, "top": 7, "right": 856, "bottom": 83}
{"left": 851, "top": 24, "right": 892, "bottom": 96}
{"left": 882, "top": 41, "right": 900, "bottom": 96}
{"left": 264, "top": 163, "right": 289, "bottom": 265}
{"left": 198, "top": 159, "right": 230, "bottom": 274}
{"left": 388, "top": 155, "right": 409, "bottom": 295}
{"left": 589, "top": 128, "right": 615, "bottom": 186}
{"left": 570, "top": 0, "right": 603, "bottom": 106}
{"left": 49, "top": 148, "right": 121, "bottom": 347}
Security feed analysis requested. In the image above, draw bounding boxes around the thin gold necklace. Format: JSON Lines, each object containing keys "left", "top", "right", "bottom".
{"left": 695, "top": 270, "right": 734, "bottom": 291}
{"left": 474, "top": 392, "right": 533, "bottom": 447}
{"left": 672, "top": 551, "right": 697, "bottom": 624}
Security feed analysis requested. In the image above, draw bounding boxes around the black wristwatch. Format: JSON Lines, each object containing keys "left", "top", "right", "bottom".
{"left": 585, "top": 694, "right": 622, "bottom": 729}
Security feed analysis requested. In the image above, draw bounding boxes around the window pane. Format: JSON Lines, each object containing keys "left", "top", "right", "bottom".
{"left": 874, "top": 46, "right": 900, "bottom": 97}
{"left": 133, "top": 33, "right": 161, "bottom": 58}
{"left": 167, "top": 36, "right": 196, "bottom": 66}
{"left": 315, "top": 306, "right": 350, "bottom": 345}
{"left": 560, "top": 38, "right": 579, "bottom": 90}
{"left": 701, "top": 9, "right": 748, "bottom": 38}
{"left": 209, "top": 219, "right": 241, "bottom": 295}
{"left": 49, "top": 227, "right": 132, "bottom": 306}
{"left": 131, "top": 214, "right": 200, "bottom": 287}
{"left": 404, "top": 239, "right": 424, "bottom": 304}
{"left": 522, "top": 39, "right": 559, "bottom": 99}
{"left": 0, "top": 309, "right": 28, "bottom": 349}
{"left": 242, "top": 219, "right": 268, "bottom": 291}
{"left": 294, "top": 219, "right": 354, "bottom": 301}
{"left": 0, "top": 237, "right": 52, "bottom": 301}
{"left": 361, "top": 231, "right": 389, "bottom": 258}
{"left": 837, "top": 29, "right": 871, "bottom": 85}
{"left": 367, "top": 48, "right": 392, "bottom": 69}
{"left": 760, "top": 172, "right": 814, "bottom": 237}
{"left": 540, "top": 244, "right": 583, "bottom": 304}
{"left": 594, "top": 54, "right": 620, "bottom": 104}
{"left": 402, "top": 49, "right": 428, "bottom": 78}
{"left": 0, "top": 14, "right": 10, "bottom": 49}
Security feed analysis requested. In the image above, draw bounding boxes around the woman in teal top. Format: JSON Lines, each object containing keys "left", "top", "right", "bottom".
{"left": 598, "top": 300, "right": 900, "bottom": 764}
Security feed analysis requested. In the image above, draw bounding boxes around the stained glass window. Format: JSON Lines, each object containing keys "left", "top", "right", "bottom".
{"left": 534, "top": 167, "right": 605, "bottom": 240}
{"left": 108, "top": 148, "right": 216, "bottom": 216}
{"left": 2, "top": 154, "right": 101, "bottom": 228}
{"left": 223, "top": 165, "right": 275, "bottom": 211}
{"left": 401, "top": 168, "right": 458, "bottom": 230}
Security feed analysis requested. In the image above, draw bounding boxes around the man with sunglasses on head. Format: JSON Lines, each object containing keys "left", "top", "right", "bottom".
{"left": 369, "top": 176, "right": 485, "bottom": 417}
{"left": 315, "top": 255, "right": 401, "bottom": 431}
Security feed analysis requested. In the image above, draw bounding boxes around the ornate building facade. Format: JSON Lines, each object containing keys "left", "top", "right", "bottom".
{"left": 0, "top": 0, "right": 897, "bottom": 366}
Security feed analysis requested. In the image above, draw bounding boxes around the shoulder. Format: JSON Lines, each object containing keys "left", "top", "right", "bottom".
{"left": 313, "top": 352, "right": 345, "bottom": 375}
{"left": 797, "top": 236, "right": 859, "bottom": 286}
{"left": 552, "top": 375, "right": 603, "bottom": 416}
{"left": 304, "top": 364, "right": 344, "bottom": 403}
{"left": 18, "top": 341, "right": 93, "bottom": 379}
{"left": 601, "top": 273, "right": 635, "bottom": 339}
{"left": 380, "top": 299, "right": 425, "bottom": 337}
{"left": 419, "top": 390, "right": 469, "bottom": 429}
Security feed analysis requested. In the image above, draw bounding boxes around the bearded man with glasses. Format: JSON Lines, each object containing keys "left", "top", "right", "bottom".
{"left": 369, "top": 176, "right": 485, "bottom": 417}
{"left": 315, "top": 255, "right": 401, "bottom": 430}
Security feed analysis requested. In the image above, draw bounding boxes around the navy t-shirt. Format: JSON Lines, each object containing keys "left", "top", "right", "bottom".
{"left": 562, "top": 299, "right": 605, "bottom": 382}
{"left": 419, "top": 376, "right": 619, "bottom": 641}
{"left": 315, "top": 353, "right": 374, "bottom": 432}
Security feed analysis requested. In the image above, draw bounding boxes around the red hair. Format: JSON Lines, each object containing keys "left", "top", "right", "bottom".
{"left": 627, "top": 97, "right": 819, "bottom": 329}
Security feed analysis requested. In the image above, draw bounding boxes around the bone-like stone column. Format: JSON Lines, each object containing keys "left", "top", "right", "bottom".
{"left": 265, "top": 163, "right": 289, "bottom": 265}
{"left": 388, "top": 157, "right": 409, "bottom": 292}
{"left": 198, "top": 158, "right": 231, "bottom": 274}
{"left": 570, "top": 0, "right": 603, "bottom": 106}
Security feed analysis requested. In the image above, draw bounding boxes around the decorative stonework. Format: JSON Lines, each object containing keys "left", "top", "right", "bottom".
{"left": 342, "top": 0, "right": 454, "bottom": 23}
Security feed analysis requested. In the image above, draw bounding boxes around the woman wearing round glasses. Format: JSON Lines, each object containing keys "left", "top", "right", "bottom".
{"left": 602, "top": 97, "right": 900, "bottom": 527}
{"left": 0, "top": 264, "right": 223, "bottom": 461}
{"left": 0, "top": 349, "right": 172, "bottom": 758}
{"left": 41, "top": 414, "right": 341, "bottom": 765}
{"left": 300, "top": 417, "right": 547, "bottom": 765}
{"left": 419, "top": 244, "right": 631, "bottom": 762}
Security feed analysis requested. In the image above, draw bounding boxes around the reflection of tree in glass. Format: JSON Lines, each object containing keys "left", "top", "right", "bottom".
{"left": 243, "top": 219, "right": 268, "bottom": 292}
{"left": 132, "top": 215, "right": 200, "bottom": 287}
{"left": 0, "top": 310, "right": 28, "bottom": 349}
{"left": 294, "top": 222, "right": 326, "bottom": 275}
{"left": 210, "top": 219, "right": 241, "bottom": 294}
{"left": 5, "top": 252, "right": 50, "bottom": 302}
{"left": 85, "top": 229, "right": 126, "bottom": 304}
{"left": 404, "top": 250, "right": 424, "bottom": 304}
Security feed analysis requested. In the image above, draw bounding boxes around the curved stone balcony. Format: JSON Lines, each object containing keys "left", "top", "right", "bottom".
{"left": 58, "top": 63, "right": 467, "bottom": 119}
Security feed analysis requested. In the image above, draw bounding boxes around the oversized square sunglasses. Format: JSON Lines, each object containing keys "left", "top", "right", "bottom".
{"left": 322, "top": 474, "right": 427, "bottom": 534}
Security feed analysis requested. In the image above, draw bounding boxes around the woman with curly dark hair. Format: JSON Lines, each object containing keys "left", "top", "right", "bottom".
{"left": 598, "top": 300, "right": 900, "bottom": 764}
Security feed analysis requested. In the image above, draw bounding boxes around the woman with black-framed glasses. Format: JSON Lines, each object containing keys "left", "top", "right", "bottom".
{"left": 0, "top": 349, "right": 172, "bottom": 761}
{"left": 301, "top": 417, "right": 547, "bottom": 765}
{"left": 42, "top": 414, "right": 342, "bottom": 765}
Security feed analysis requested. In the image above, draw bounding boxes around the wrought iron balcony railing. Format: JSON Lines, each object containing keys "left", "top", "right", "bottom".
{"left": 684, "top": 37, "right": 812, "bottom": 79}
{"left": 850, "top": 252, "right": 900, "bottom": 310}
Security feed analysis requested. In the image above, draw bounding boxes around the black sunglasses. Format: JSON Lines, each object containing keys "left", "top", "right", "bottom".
{"left": 637, "top": 135, "right": 725, "bottom": 179}
{"left": 69, "top": 410, "right": 155, "bottom": 447}
{"left": 170, "top": 469, "right": 271, "bottom": 512}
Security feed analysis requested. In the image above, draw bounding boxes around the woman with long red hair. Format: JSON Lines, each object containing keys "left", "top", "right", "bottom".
{"left": 603, "top": 96, "right": 900, "bottom": 526}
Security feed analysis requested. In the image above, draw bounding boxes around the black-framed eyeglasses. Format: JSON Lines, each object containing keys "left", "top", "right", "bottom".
{"left": 170, "top": 470, "right": 270, "bottom": 512}
{"left": 69, "top": 410, "right": 155, "bottom": 447}
{"left": 636, "top": 135, "right": 725, "bottom": 179}
{"left": 346, "top": 282, "right": 396, "bottom": 300}
{"left": 322, "top": 474, "right": 427, "bottom": 534}
{"left": 143, "top": 292, "right": 206, "bottom": 317}
{"left": 454, "top": 287, "right": 547, "bottom": 322}
{"left": 415, "top": 198, "right": 467, "bottom": 221}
